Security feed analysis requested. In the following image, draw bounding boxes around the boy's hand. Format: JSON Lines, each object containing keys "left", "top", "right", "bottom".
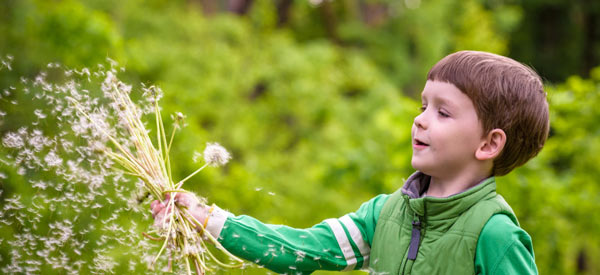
{"left": 150, "top": 193, "right": 210, "bottom": 231}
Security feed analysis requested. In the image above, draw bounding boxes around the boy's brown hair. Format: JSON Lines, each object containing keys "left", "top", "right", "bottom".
{"left": 427, "top": 50, "right": 549, "bottom": 176}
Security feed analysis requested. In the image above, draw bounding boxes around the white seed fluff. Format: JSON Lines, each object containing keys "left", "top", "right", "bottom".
{"left": 203, "top": 142, "right": 231, "bottom": 167}
{"left": 44, "top": 151, "right": 63, "bottom": 167}
{"left": 2, "top": 132, "right": 24, "bottom": 148}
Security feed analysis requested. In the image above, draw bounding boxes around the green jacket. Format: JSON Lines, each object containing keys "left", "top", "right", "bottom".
{"left": 205, "top": 172, "right": 538, "bottom": 274}
{"left": 369, "top": 172, "right": 534, "bottom": 274}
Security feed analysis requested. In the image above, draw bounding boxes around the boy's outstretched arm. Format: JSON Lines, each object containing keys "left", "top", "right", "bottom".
{"left": 151, "top": 193, "right": 389, "bottom": 274}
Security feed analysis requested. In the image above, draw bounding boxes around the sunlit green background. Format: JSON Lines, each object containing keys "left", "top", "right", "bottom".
{"left": 1, "top": 0, "right": 600, "bottom": 274}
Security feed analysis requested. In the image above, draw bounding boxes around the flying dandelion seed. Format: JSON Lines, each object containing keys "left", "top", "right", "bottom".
{"left": 192, "top": 151, "right": 202, "bottom": 163}
{"left": 1, "top": 54, "right": 13, "bottom": 70}
{"left": 33, "top": 109, "right": 47, "bottom": 119}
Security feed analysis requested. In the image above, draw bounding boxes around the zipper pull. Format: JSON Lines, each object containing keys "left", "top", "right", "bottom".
{"left": 407, "top": 215, "right": 421, "bottom": 260}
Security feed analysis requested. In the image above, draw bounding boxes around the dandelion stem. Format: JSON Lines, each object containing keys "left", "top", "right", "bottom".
{"left": 199, "top": 235, "right": 243, "bottom": 268}
{"left": 155, "top": 99, "right": 172, "bottom": 189}
{"left": 182, "top": 209, "right": 244, "bottom": 266}
{"left": 176, "top": 163, "right": 208, "bottom": 189}
{"left": 193, "top": 257, "right": 203, "bottom": 275}
{"left": 167, "top": 125, "right": 177, "bottom": 154}
{"left": 154, "top": 96, "right": 163, "bottom": 168}
{"left": 165, "top": 124, "right": 177, "bottom": 183}
{"left": 184, "top": 254, "right": 192, "bottom": 275}
{"left": 162, "top": 189, "right": 193, "bottom": 194}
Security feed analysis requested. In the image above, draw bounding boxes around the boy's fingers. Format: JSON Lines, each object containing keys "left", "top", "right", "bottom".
{"left": 150, "top": 200, "right": 160, "bottom": 210}
{"left": 151, "top": 192, "right": 206, "bottom": 228}
{"left": 174, "top": 193, "right": 201, "bottom": 208}
{"left": 151, "top": 202, "right": 165, "bottom": 218}
{"left": 153, "top": 207, "right": 174, "bottom": 227}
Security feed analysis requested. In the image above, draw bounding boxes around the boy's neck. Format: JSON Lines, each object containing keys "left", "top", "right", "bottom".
{"left": 426, "top": 170, "right": 492, "bottom": 198}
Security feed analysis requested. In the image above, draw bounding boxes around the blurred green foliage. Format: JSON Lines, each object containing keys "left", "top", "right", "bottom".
{"left": 1, "top": 0, "right": 599, "bottom": 274}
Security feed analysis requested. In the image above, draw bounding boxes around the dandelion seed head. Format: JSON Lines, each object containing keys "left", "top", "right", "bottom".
{"left": 174, "top": 112, "right": 185, "bottom": 121}
{"left": 203, "top": 142, "right": 231, "bottom": 167}
{"left": 171, "top": 112, "right": 187, "bottom": 129}
{"left": 117, "top": 82, "right": 132, "bottom": 94}
{"left": 142, "top": 85, "right": 163, "bottom": 104}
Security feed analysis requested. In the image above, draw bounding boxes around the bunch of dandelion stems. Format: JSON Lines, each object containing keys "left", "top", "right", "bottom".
{"left": 68, "top": 83, "right": 244, "bottom": 274}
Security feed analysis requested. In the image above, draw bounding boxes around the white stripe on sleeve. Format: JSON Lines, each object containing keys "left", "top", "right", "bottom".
{"left": 325, "top": 218, "right": 357, "bottom": 271}
{"left": 340, "top": 214, "right": 371, "bottom": 268}
{"left": 205, "top": 205, "right": 233, "bottom": 239}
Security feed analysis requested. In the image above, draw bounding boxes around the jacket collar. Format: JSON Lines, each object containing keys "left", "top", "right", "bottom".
{"left": 400, "top": 171, "right": 497, "bottom": 220}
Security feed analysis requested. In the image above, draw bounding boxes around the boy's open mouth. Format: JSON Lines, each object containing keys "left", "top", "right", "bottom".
{"left": 415, "top": 138, "right": 429, "bottom": 146}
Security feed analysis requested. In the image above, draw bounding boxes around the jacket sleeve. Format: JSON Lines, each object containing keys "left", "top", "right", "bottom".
{"left": 204, "top": 194, "right": 389, "bottom": 274}
{"left": 474, "top": 214, "right": 539, "bottom": 275}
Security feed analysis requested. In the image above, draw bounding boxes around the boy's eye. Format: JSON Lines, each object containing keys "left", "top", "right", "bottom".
{"left": 420, "top": 105, "right": 426, "bottom": 112}
{"left": 438, "top": 110, "right": 450, "bottom": 118}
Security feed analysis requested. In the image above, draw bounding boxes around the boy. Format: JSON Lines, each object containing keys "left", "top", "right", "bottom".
{"left": 152, "top": 51, "right": 548, "bottom": 274}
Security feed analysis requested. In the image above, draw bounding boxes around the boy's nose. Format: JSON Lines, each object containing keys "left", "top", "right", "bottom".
{"left": 414, "top": 112, "right": 428, "bottom": 129}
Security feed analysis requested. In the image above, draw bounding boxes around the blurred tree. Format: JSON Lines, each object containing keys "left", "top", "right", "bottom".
{"left": 228, "top": 0, "right": 254, "bottom": 14}
{"left": 507, "top": 0, "right": 600, "bottom": 82}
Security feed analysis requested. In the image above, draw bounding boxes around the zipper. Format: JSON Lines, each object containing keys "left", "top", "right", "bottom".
{"left": 400, "top": 213, "right": 423, "bottom": 275}
{"left": 407, "top": 214, "right": 422, "bottom": 260}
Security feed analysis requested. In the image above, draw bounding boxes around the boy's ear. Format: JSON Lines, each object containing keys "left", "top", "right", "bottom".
{"left": 475, "top": 129, "right": 506, "bottom": 161}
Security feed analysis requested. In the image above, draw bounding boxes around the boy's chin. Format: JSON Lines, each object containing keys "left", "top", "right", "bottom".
{"left": 411, "top": 157, "right": 424, "bottom": 169}
{"left": 411, "top": 159, "right": 434, "bottom": 175}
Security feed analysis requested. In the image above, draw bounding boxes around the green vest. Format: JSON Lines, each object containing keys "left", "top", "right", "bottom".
{"left": 369, "top": 176, "right": 517, "bottom": 274}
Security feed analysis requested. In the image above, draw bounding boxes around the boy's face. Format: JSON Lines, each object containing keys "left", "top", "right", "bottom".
{"left": 411, "top": 81, "right": 485, "bottom": 178}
